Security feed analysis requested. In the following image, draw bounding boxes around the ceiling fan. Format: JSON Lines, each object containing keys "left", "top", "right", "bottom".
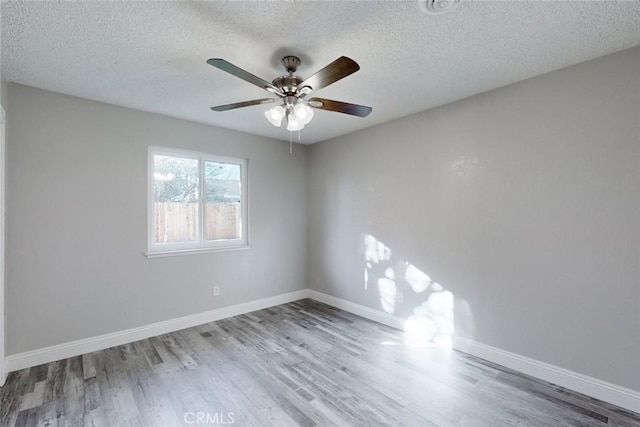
{"left": 207, "top": 55, "right": 372, "bottom": 132}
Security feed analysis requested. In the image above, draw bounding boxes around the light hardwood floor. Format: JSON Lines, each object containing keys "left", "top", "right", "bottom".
{"left": 1, "top": 299, "right": 639, "bottom": 426}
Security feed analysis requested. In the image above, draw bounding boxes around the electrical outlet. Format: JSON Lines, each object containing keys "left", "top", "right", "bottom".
{"left": 213, "top": 286, "right": 220, "bottom": 297}
{"left": 397, "top": 292, "right": 403, "bottom": 304}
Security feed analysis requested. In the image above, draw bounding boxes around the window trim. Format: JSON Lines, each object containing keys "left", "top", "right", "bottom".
{"left": 146, "top": 146, "right": 249, "bottom": 257}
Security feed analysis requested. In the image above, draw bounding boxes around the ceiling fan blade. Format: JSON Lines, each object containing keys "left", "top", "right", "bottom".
{"left": 300, "top": 56, "right": 360, "bottom": 93}
{"left": 308, "top": 98, "right": 372, "bottom": 117}
{"left": 211, "top": 98, "right": 275, "bottom": 112}
{"left": 207, "top": 58, "right": 282, "bottom": 95}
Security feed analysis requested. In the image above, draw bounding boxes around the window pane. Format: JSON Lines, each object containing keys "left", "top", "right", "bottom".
{"left": 204, "top": 161, "right": 241, "bottom": 241}
{"left": 153, "top": 154, "right": 199, "bottom": 244}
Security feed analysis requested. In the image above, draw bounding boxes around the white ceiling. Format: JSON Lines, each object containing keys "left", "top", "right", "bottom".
{"left": 2, "top": 1, "right": 640, "bottom": 144}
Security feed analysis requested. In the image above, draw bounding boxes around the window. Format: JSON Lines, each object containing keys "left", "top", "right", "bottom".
{"left": 147, "top": 147, "right": 248, "bottom": 256}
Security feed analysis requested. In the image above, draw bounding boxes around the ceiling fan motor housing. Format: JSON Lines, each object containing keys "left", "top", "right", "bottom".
{"left": 272, "top": 75, "right": 303, "bottom": 95}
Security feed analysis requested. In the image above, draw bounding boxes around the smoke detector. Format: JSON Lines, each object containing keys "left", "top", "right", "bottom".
{"left": 418, "top": 0, "right": 461, "bottom": 15}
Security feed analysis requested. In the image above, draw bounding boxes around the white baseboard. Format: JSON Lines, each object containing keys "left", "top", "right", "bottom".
{"left": 306, "top": 290, "right": 405, "bottom": 330}
{"left": 5, "top": 288, "right": 640, "bottom": 414}
{"left": 5, "top": 289, "right": 310, "bottom": 373}
{"left": 453, "top": 336, "right": 640, "bottom": 414}
{"left": 307, "top": 289, "right": 640, "bottom": 414}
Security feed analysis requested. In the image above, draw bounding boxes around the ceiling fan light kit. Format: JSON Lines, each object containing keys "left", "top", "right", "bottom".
{"left": 207, "top": 54, "right": 372, "bottom": 137}
{"left": 264, "top": 91, "right": 314, "bottom": 131}
{"left": 264, "top": 105, "right": 285, "bottom": 127}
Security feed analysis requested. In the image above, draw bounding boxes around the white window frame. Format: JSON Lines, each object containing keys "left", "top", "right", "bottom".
{"left": 146, "top": 147, "right": 249, "bottom": 258}
{"left": 0, "top": 106, "right": 5, "bottom": 385}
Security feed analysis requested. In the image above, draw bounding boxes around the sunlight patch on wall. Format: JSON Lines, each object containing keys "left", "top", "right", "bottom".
{"left": 364, "top": 234, "right": 392, "bottom": 291}
{"left": 378, "top": 277, "right": 397, "bottom": 314}
{"left": 404, "top": 282, "right": 454, "bottom": 348}
{"left": 363, "top": 234, "right": 458, "bottom": 348}
{"left": 405, "top": 263, "right": 431, "bottom": 293}
{"left": 364, "top": 234, "right": 392, "bottom": 264}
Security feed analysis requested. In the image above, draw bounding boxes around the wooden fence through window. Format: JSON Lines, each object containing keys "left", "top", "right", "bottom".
{"left": 154, "top": 202, "right": 240, "bottom": 243}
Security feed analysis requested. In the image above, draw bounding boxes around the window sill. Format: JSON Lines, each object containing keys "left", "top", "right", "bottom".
{"left": 145, "top": 245, "right": 251, "bottom": 258}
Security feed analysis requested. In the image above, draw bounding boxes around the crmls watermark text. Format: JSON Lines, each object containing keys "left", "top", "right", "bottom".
{"left": 184, "top": 412, "right": 235, "bottom": 425}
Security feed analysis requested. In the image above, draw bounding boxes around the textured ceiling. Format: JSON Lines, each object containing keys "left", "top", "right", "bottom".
{"left": 2, "top": 1, "right": 640, "bottom": 144}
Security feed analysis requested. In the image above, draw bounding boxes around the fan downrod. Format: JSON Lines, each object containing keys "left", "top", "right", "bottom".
{"left": 272, "top": 56, "right": 303, "bottom": 94}
{"left": 282, "top": 56, "right": 301, "bottom": 74}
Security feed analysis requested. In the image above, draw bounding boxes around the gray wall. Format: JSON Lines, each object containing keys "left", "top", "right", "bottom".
{"left": 1, "top": 80, "right": 7, "bottom": 109}
{"left": 308, "top": 47, "right": 640, "bottom": 391}
{"left": 6, "top": 84, "right": 308, "bottom": 354}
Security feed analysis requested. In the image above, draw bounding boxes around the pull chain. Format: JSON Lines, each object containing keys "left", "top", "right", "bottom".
{"left": 288, "top": 130, "right": 302, "bottom": 154}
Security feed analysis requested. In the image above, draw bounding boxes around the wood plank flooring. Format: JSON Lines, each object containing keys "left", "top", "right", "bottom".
{"left": 1, "top": 299, "right": 639, "bottom": 426}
